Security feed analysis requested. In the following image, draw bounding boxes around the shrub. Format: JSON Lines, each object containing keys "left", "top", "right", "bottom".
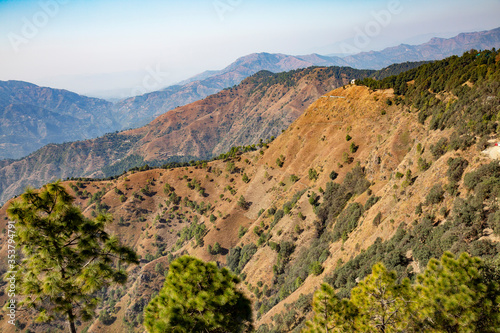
{"left": 238, "top": 196, "right": 249, "bottom": 210}
{"left": 342, "top": 165, "right": 371, "bottom": 195}
{"left": 425, "top": 183, "right": 445, "bottom": 205}
{"left": 449, "top": 131, "right": 475, "bottom": 151}
{"left": 309, "top": 261, "right": 324, "bottom": 276}
{"left": 364, "top": 196, "right": 381, "bottom": 211}
{"left": 417, "top": 143, "right": 423, "bottom": 154}
{"left": 332, "top": 203, "right": 364, "bottom": 241}
{"left": 430, "top": 138, "right": 449, "bottom": 159}
{"left": 349, "top": 142, "right": 358, "bottom": 153}
{"left": 415, "top": 203, "right": 423, "bottom": 215}
{"left": 315, "top": 167, "right": 370, "bottom": 235}
{"left": 238, "top": 226, "right": 248, "bottom": 238}
{"left": 446, "top": 157, "right": 469, "bottom": 183}
{"left": 329, "top": 170, "right": 338, "bottom": 181}
{"left": 463, "top": 162, "right": 500, "bottom": 192}
{"left": 226, "top": 161, "right": 236, "bottom": 174}
{"left": 279, "top": 241, "right": 295, "bottom": 261}
{"left": 308, "top": 168, "right": 319, "bottom": 181}
{"left": 418, "top": 157, "right": 431, "bottom": 171}
{"left": 488, "top": 211, "right": 500, "bottom": 235}
{"left": 476, "top": 136, "right": 489, "bottom": 151}
{"left": 276, "top": 155, "right": 285, "bottom": 168}
{"left": 272, "top": 210, "right": 285, "bottom": 228}
{"left": 212, "top": 242, "right": 221, "bottom": 254}
{"left": 372, "top": 212, "right": 382, "bottom": 226}
{"left": 342, "top": 152, "right": 351, "bottom": 164}
{"left": 309, "top": 192, "right": 320, "bottom": 206}
{"left": 242, "top": 173, "right": 250, "bottom": 183}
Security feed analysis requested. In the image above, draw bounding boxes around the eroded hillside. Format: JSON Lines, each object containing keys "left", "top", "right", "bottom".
{"left": 0, "top": 67, "right": 374, "bottom": 205}
{"left": 0, "top": 50, "right": 498, "bottom": 333}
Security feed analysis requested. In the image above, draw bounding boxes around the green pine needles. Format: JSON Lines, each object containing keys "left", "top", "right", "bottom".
{"left": 144, "top": 255, "right": 253, "bottom": 333}
{"left": 305, "top": 252, "right": 500, "bottom": 332}
{"left": 4, "top": 181, "right": 138, "bottom": 333}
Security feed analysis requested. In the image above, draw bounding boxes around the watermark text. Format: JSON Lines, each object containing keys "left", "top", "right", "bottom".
{"left": 5, "top": 221, "right": 17, "bottom": 326}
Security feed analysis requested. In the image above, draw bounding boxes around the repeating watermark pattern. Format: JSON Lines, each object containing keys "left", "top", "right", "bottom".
{"left": 213, "top": 0, "right": 243, "bottom": 21}
{"left": 5, "top": 220, "right": 17, "bottom": 326}
{"left": 122, "top": 64, "right": 170, "bottom": 99}
{"left": 7, "top": 0, "right": 69, "bottom": 53}
{"left": 340, "top": 0, "right": 403, "bottom": 54}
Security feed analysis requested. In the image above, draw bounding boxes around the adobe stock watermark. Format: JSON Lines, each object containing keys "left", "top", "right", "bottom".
{"left": 213, "top": 0, "right": 243, "bottom": 21}
{"left": 122, "top": 64, "right": 170, "bottom": 98}
{"left": 8, "top": 0, "right": 69, "bottom": 53}
{"left": 340, "top": 0, "right": 403, "bottom": 54}
{"left": 5, "top": 220, "right": 17, "bottom": 326}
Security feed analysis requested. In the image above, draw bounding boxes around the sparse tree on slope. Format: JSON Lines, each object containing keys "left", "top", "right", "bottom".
{"left": 144, "top": 255, "right": 253, "bottom": 333}
{"left": 4, "top": 181, "right": 138, "bottom": 333}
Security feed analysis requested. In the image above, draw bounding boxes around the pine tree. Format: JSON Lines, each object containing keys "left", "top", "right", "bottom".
{"left": 415, "top": 252, "right": 500, "bottom": 332}
{"left": 306, "top": 253, "right": 500, "bottom": 333}
{"left": 350, "top": 263, "right": 414, "bottom": 332}
{"left": 304, "top": 283, "right": 357, "bottom": 332}
{"left": 4, "top": 182, "right": 138, "bottom": 333}
{"left": 237, "top": 195, "right": 249, "bottom": 210}
{"left": 143, "top": 255, "right": 253, "bottom": 332}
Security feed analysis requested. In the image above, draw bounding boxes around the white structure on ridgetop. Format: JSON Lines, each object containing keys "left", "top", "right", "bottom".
{"left": 350, "top": 79, "right": 356, "bottom": 85}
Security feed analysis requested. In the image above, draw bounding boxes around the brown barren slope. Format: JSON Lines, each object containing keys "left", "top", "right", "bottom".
{"left": 0, "top": 67, "right": 373, "bottom": 205}
{"left": 0, "top": 85, "right": 497, "bottom": 332}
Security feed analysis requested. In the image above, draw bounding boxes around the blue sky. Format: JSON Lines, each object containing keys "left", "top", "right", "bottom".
{"left": 0, "top": 0, "right": 498, "bottom": 97}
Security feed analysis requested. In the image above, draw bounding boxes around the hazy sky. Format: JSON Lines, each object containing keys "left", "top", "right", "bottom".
{"left": 0, "top": 0, "right": 498, "bottom": 97}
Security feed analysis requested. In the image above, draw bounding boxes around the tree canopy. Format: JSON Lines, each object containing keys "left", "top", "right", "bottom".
{"left": 4, "top": 181, "right": 138, "bottom": 333}
{"left": 305, "top": 252, "right": 500, "bottom": 333}
{"left": 144, "top": 255, "right": 253, "bottom": 333}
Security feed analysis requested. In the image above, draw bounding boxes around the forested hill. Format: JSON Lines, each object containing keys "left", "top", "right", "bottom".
{"left": 358, "top": 49, "right": 500, "bottom": 139}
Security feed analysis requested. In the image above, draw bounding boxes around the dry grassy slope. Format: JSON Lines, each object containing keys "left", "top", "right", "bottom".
{"left": 0, "top": 132, "right": 138, "bottom": 205}
{"left": 0, "top": 67, "right": 359, "bottom": 205}
{"left": 127, "top": 69, "right": 354, "bottom": 161}
{"left": 0, "top": 85, "right": 497, "bottom": 332}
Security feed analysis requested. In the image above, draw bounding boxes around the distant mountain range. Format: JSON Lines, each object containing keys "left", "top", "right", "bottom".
{"left": 0, "top": 80, "right": 117, "bottom": 159}
{"left": 180, "top": 26, "right": 500, "bottom": 86}
{"left": 1, "top": 27, "right": 499, "bottom": 160}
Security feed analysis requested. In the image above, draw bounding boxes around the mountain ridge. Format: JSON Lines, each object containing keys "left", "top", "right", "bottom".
{"left": 0, "top": 80, "right": 119, "bottom": 159}
{"left": 104, "top": 26, "right": 500, "bottom": 129}
{"left": 0, "top": 66, "right": 376, "bottom": 204}
{"left": 0, "top": 50, "right": 498, "bottom": 332}
{"left": 2, "top": 27, "right": 498, "bottom": 160}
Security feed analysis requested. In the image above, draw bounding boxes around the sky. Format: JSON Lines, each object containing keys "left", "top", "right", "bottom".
{"left": 0, "top": 0, "right": 499, "bottom": 98}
